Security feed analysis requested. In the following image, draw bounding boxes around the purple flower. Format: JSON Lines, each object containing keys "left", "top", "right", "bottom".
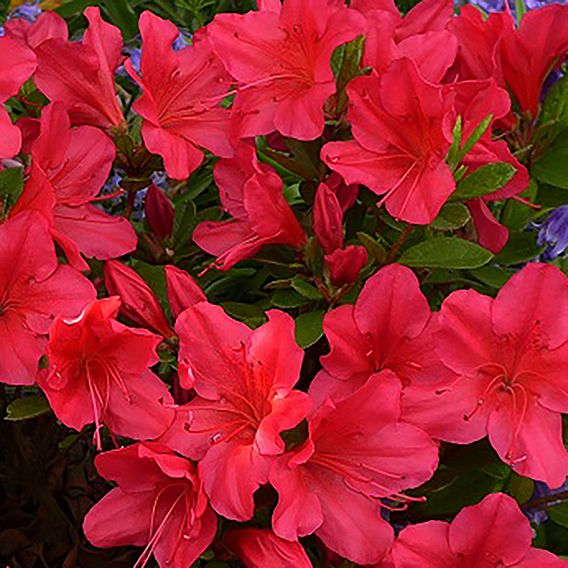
{"left": 524, "top": 480, "right": 568, "bottom": 526}
{"left": 9, "top": 1, "right": 42, "bottom": 23}
{"left": 173, "top": 29, "right": 192, "bottom": 51}
{"left": 537, "top": 205, "right": 568, "bottom": 260}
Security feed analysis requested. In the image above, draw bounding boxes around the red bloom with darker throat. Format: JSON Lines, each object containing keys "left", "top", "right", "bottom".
{"left": 193, "top": 144, "right": 306, "bottom": 271}
{"left": 38, "top": 298, "right": 175, "bottom": 449}
{"left": 207, "top": 0, "right": 365, "bottom": 140}
{"left": 10, "top": 102, "right": 137, "bottom": 271}
{"left": 83, "top": 443, "right": 217, "bottom": 568}
{"left": 0, "top": 212, "right": 96, "bottom": 385}
{"left": 386, "top": 493, "right": 567, "bottom": 568}
{"left": 162, "top": 303, "right": 311, "bottom": 521}
{"left": 322, "top": 58, "right": 456, "bottom": 225}
{"left": 126, "top": 11, "right": 233, "bottom": 180}
{"left": 270, "top": 372, "right": 438, "bottom": 565}
{"left": 407, "top": 264, "right": 568, "bottom": 488}
{"left": 0, "top": 36, "right": 36, "bottom": 158}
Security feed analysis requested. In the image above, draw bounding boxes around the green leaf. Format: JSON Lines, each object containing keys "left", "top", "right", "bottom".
{"left": 507, "top": 473, "right": 534, "bottom": 505}
{"left": 532, "top": 130, "right": 568, "bottom": 189}
{"left": 549, "top": 502, "right": 568, "bottom": 529}
{"left": 271, "top": 289, "right": 309, "bottom": 309}
{"left": 468, "top": 266, "right": 514, "bottom": 288}
{"left": 501, "top": 179, "right": 539, "bottom": 230}
{"left": 173, "top": 199, "right": 197, "bottom": 244}
{"left": 357, "top": 231, "right": 387, "bottom": 263}
{"left": 539, "top": 74, "right": 568, "bottom": 139}
{"left": 291, "top": 276, "right": 323, "bottom": 300}
{"left": 494, "top": 232, "right": 545, "bottom": 265}
{"left": 295, "top": 311, "right": 325, "bottom": 348}
{"left": 99, "top": 0, "right": 138, "bottom": 38}
{"left": 431, "top": 202, "right": 471, "bottom": 231}
{"left": 452, "top": 162, "right": 516, "bottom": 200}
{"left": 515, "top": 0, "right": 527, "bottom": 21}
{"left": 447, "top": 116, "right": 463, "bottom": 168}
{"left": 5, "top": 396, "right": 51, "bottom": 421}
{"left": 0, "top": 167, "right": 24, "bottom": 214}
{"left": 221, "top": 302, "right": 266, "bottom": 328}
{"left": 399, "top": 237, "right": 493, "bottom": 269}
{"left": 455, "top": 114, "right": 492, "bottom": 164}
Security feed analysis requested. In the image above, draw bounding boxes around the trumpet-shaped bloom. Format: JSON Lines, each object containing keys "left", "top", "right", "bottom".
{"left": 34, "top": 7, "right": 125, "bottom": 130}
{"left": 162, "top": 303, "right": 311, "bottom": 521}
{"left": 126, "top": 11, "right": 233, "bottom": 180}
{"left": 0, "top": 212, "right": 95, "bottom": 385}
{"left": 83, "top": 443, "right": 217, "bottom": 568}
{"left": 10, "top": 102, "right": 137, "bottom": 270}
{"left": 207, "top": 0, "right": 365, "bottom": 140}
{"left": 387, "top": 493, "right": 567, "bottom": 568}
{"left": 499, "top": 4, "right": 568, "bottom": 118}
{"left": 270, "top": 372, "right": 438, "bottom": 565}
{"left": 0, "top": 36, "right": 36, "bottom": 158}
{"left": 322, "top": 58, "right": 456, "bottom": 224}
{"left": 38, "top": 298, "right": 174, "bottom": 447}
{"left": 408, "top": 264, "right": 568, "bottom": 488}
{"left": 193, "top": 144, "right": 306, "bottom": 271}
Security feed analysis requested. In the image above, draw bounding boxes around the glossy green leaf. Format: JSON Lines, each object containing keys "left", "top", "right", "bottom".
{"left": 5, "top": 396, "right": 51, "bottom": 421}
{"left": 399, "top": 237, "right": 493, "bottom": 269}
{"left": 295, "top": 311, "right": 325, "bottom": 348}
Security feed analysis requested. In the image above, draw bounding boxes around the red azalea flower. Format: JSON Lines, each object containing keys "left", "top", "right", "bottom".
{"left": 0, "top": 212, "right": 95, "bottom": 385}
{"left": 4, "top": 11, "right": 68, "bottom": 49}
{"left": 386, "top": 493, "right": 567, "bottom": 567}
{"left": 310, "top": 263, "right": 449, "bottom": 411}
{"left": 207, "top": 0, "right": 365, "bottom": 140}
{"left": 446, "top": 6, "right": 509, "bottom": 83}
{"left": 361, "top": 8, "right": 457, "bottom": 83}
{"left": 38, "top": 298, "right": 175, "bottom": 448}
{"left": 352, "top": 0, "right": 453, "bottom": 42}
{"left": 83, "top": 443, "right": 217, "bottom": 568}
{"left": 0, "top": 36, "right": 36, "bottom": 158}
{"left": 406, "top": 264, "right": 568, "bottom": 487}
{"left": 322, "top": 58, "right": 456, "bottom": 224}
{"left": 193, "top": 144, "right": 306, "bottom": 271}
{"left": 270, "top": 371, "right": 438, "bottom": 565}
{"left": 34, "top": 7, "right": 126, "bottom": 131}
{"left": 500, "top": 5, "right": 568, "bottom": 119}
{"left": 162, "top": 303, "right": 311, "bottom": 521}
{"left": 126, "top": 11, "right": 233, "bottom": 180}
{"left": 224, "top": 528, "right": 312, "bottom": 568}
{"left": 10, "top": 102, "right": 137, "bottom": 271}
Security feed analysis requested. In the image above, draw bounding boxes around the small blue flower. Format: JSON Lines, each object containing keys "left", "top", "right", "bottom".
{"left": 537, "top": 205, "right": 568, "bottom": 260}
{"left": 173, "top": 29, "right": 192, "bottom": 51}
{"left": 131, "top": 187, "right": 148, "bottom": 221}
{"left": 9, "top": 1, "right": 42, "bottom": 23}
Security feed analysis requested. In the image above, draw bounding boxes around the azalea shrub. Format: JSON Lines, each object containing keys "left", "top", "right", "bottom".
{"left": 1, "top": 0, "right": 568, "bottom": 566}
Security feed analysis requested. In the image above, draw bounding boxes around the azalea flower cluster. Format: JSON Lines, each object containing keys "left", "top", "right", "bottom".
{"left": 1, "top": 0, "right": 568, "bottom": 566}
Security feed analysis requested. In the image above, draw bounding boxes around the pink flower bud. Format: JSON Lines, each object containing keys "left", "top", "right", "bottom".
{"left": 164, "top": 265, "right": 207, "bottom": 319}
{"left": 145, "top": 183, "right": 174, "bottom": 239}
{"left": 325, "top": 245, "right": 368, "bottom": 286}
{"left": 313, "top": 182, "right": 344, "bottom": 254}
{"left": 104, "top": 260, "right": 173, "bottom": 337}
